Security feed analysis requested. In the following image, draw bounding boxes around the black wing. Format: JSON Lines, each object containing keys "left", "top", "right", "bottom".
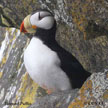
{"left": 48, "top": 41, "right": 91, "bottom": 88}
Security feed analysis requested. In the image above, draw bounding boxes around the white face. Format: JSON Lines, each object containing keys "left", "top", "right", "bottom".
{"left": 30, "top": 11, "right": 55, "bottom": 30}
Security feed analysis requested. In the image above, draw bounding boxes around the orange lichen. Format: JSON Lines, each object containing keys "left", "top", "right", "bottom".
{"left": 0, "top": 56, "right": 7, "bottom": 67}
{"left": 0, "top": 72, "right": 3, "bottom": 78}
{"left": 103, "top": 90, "right": 108, "bottom": 100}
{"left": 106, "top": 73, "right": 108, "bottom": 78}
{"left": 0, "top": 28, "right": 18, "bottom": 68}
{"left": 68, "top": 80, "right": 93, "bottom": 108}
{"left": 69, "top": 0, "right": 96, "bottom": 40}
{"left": 12, "top": 73, "right": 39, "bottom": 108}
{"left": 17, "top": 59, "right": 22, "bottom": 70}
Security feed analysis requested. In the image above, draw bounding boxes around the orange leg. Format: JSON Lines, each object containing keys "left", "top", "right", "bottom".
{"left": 47, "top": 89, "right": 53, "bottom": 94}
{"left": 41, "top": 84, "right": 53, "bottom": 94}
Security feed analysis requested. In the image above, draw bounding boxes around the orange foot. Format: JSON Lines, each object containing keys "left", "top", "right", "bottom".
{"left": 84, "top": 34, "right": 87, "bottom": 40}
{"left": 47, "top": 89, "right": 53, "bottom": 94}
{"left": 41, "top": 84, "right": 53, "bottom": 94}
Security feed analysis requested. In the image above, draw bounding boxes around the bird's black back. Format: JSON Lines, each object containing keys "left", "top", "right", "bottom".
{"left": 44, "top": 40, "right": 91, "bottom": 88}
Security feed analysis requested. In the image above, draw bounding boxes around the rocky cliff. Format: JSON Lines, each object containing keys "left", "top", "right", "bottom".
{"left": 0, "top": 0, "right": 108, "bottom": 108}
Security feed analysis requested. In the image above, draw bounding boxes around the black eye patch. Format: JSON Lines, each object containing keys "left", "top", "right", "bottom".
{"left": 38, "top": 12, "right": 52, "bottom": 20}
{"left": 38, "top": 12, "right": 42, "bottom": 20}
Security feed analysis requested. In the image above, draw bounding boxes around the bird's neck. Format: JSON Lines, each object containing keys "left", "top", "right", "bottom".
{"left": 34, "top": 21, "right": 56, "bottom": 44}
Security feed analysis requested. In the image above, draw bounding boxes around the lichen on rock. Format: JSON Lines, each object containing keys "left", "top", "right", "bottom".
{"left": 68, "top": 70, "right": 108, "bottom": 108}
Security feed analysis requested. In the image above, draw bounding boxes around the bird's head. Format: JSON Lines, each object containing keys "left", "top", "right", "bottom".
{"left": 20, "top": 10, "right": 55, "bottom": 34}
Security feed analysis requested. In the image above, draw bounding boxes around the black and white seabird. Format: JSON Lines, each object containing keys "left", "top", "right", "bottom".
{"left": 20, "top": 10, "right": 91, "bottom": 92}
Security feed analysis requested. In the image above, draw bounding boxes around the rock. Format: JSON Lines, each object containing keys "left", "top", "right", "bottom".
{"left": 28, "top": 90, "right": 79, "bottom": 108}
{"left": 69, "top": 70, "right": 108, "bottom": 108}
{"left": 0, "top": 28, "right": 51, "bottom": 108}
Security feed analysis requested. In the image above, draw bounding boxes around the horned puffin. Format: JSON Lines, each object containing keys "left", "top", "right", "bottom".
{"left": 20, "top": 9, "right": 91, "bottom": 92}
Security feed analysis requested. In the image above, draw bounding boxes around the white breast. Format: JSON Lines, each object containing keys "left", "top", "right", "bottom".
{"left": 24, "top": 37, "right": 71, "bottom": 91}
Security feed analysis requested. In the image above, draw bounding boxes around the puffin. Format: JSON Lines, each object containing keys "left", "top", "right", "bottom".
{"left": 20, "top": 9, "right": 91, "bottom": 92}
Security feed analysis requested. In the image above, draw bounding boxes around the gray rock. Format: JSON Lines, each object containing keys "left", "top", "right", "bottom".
{"left": 28, "top": 90, "right": 78, "bottom": 108}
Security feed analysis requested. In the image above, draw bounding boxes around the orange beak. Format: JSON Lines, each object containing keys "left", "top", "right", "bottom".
{"left": 20, "top": 21, "right": 27, "bottom": 33}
